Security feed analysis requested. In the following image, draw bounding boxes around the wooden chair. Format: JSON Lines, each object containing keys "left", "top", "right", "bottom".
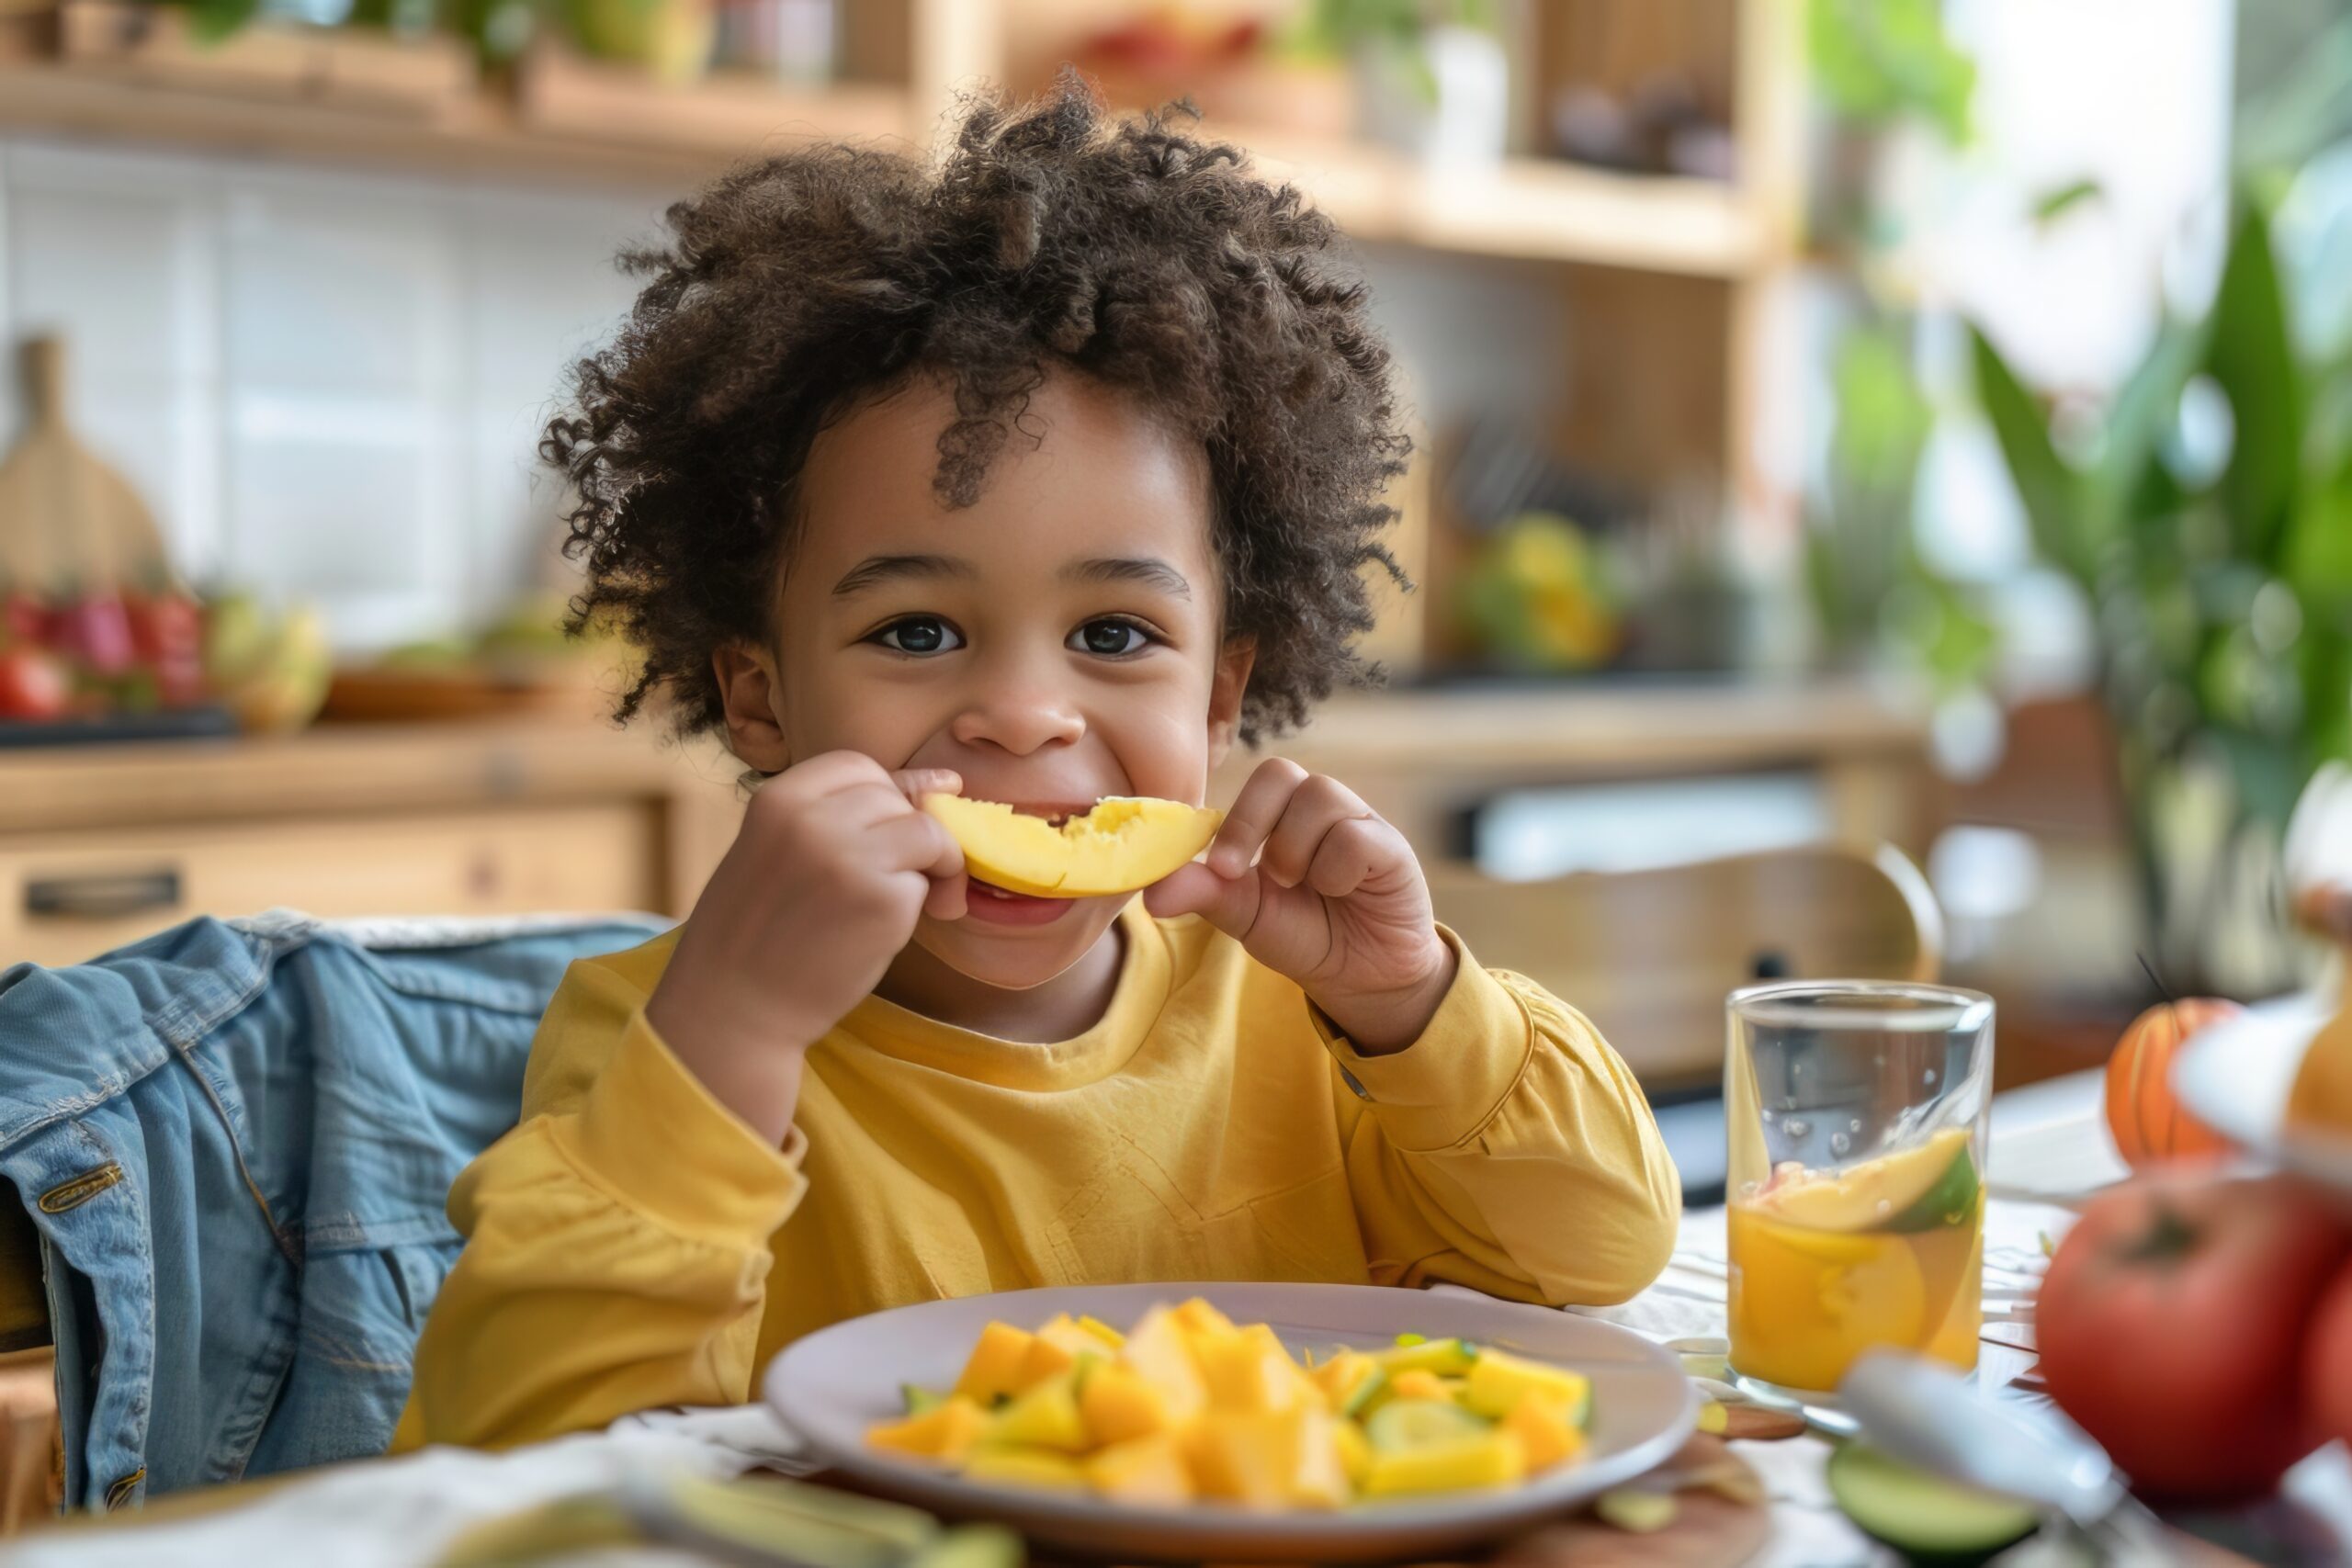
{"left": 1423, "top": 842, "right": 1944, "bottom": 1094}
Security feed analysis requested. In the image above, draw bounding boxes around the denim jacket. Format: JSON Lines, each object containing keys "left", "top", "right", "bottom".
{"left": 0, "top": 908, "right": 667, "bottom": 1510}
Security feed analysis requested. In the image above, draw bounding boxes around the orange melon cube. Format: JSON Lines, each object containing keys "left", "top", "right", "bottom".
{"left": 866, "top": 1395, "right": 989, "bottom": 1462}
{"left": 1118, "top": 1307, "right": 1208, "bottom": 1424}
{"left": 1080, "top": 1362, "right": 1174, "bottom": 1447}
{"left": 1501, "top": 1394, "right": 1588, "bottom": 1472}
{"left": 1086, "top": 1435, "right": 1196, "bottom": 1506}
{"left": 1172, "top": 1297, "right": 1238, "bottom": 1339}
{"left": 953, "top": 1322, "right": 1037, "bottom": 1404}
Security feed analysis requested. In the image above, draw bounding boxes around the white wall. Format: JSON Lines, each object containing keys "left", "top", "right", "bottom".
{"left": 0, "top": 137, "right": 661, "bottom": 650}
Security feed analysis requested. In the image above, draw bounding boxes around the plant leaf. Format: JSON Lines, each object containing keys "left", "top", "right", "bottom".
{"left": 2287, "top": 457, "right": 2352, "bottom": 607}
{"left": 2206, "top": 203, "right": 2305, "bottom": 565}
{"left": 2032, "top": 178, "right": 2105, "bottom": 226}
{"left": 1972, "top": 325, "right": 2092, "bottom": 583}
{"left": 2093, "top": 317, "right": 2208, "bottom": 535}
{"left": 188, "top": 0, "right": 261, "bottom": 42}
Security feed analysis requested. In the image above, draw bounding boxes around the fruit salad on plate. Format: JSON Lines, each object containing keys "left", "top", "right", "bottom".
{"left": 865, "top": 1298, "right": 1595, "bottom": 1510}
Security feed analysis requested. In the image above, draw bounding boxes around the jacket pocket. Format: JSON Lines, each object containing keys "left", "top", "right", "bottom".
{"left": 240, "top": 1240, "right": 458, "bottom": 1477}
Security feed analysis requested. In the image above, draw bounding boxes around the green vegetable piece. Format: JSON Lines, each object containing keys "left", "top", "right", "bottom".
{"left": 1595, "top": 1489, "right": 1679, "bottom": 1533}
{"left": 1826, "top": 1443, "right": 2038, "bottom": 1566}
{"left": 1376, "top": 1337, "right": 1479, "bottom": 1375}
{"left": 1364, "top": 1397, "right": 1493, "bottom": 1453}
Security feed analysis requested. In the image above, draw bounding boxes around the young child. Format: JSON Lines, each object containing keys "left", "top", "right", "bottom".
{"left": 395, "top": 77, "right": 1678, "bottom": 1452}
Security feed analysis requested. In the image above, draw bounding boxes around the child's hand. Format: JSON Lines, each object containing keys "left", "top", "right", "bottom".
{"left": 646, "top": 751, "right": 966, "bottom": 1143}
{"left": 1145, "top": 759, "right": 1455, "bottom": 1055}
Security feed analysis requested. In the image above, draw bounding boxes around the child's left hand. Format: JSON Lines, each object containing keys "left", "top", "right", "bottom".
{"left": 1145, "top": 759, "right": 1455, "bottom": 1055}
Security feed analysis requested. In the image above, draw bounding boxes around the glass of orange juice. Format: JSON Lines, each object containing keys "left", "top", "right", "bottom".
{"left": 1724, "top": 981, "right": 1993, "bottom": 1404}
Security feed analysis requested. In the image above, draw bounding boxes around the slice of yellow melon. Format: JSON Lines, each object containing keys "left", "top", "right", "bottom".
{"left": 923, "top": 795, "right": 1222, "bottom": 897}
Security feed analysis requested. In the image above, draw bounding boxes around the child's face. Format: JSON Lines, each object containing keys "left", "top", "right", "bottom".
{"left": 718, "top": 369, "right": 1251, "bottom": 992}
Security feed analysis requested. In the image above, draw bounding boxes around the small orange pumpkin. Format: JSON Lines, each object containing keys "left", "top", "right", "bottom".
{"left": 2104, "top": 998, "right": 2240, "bottom": 1166}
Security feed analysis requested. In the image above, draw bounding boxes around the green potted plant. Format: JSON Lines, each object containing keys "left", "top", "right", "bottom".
{"left": 1972, "top": 198, "right": 2351, "bottom": 992}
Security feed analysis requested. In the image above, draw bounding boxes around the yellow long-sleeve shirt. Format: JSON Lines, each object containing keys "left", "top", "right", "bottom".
{"left": 393, "top": 904, "right": 1679, "bottom": 1451}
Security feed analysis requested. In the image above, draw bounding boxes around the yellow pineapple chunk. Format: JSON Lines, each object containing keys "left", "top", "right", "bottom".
{"left": 1086, "top": 1435, "right": 1196, "bottom": 1506}
{"left": 1360, "top": 1432, "right": 1528, "bottom": 1499}
{"left": 866, "top": 1395, "right": 989, "bottom": 1462}
{"left": 1333, "top": 1418, "right": 1374, "bottom": 1488}
{"left": 989, "top": 1371, "right": 1087, "bottom": 1451}
{"left": 952, "top": 1322, "right": 1036, "bottom": 1404}
{"left": 963, "top": 1446, "right": 1087, "bottom": 1490}
{"left": 1076, "top": 1314, "right": 1125, "bottom": 1350}
{"left": 1463, "top": 1349, "right": 1592, "bottom": 1423}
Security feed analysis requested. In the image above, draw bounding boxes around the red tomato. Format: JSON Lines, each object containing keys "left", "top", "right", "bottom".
{"left": 0, "top": 647, "right": 70, "bottom": 720}
{"left": 2307, "top": 1257, "right": 2352, "bottom": 1451}
{"left": 1, "top": 592, "right": 48, "bottom": 649}
{"left": 2038, "top": 1172, "right": 2348, "bottom": 1501}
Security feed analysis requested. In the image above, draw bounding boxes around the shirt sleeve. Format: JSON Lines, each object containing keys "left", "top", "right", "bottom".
{"left": 1324, "top": 929, "right": 1681, "bottom": 1306}
{"left": 390, "top": 957, "right": 807, "bottom": 1452}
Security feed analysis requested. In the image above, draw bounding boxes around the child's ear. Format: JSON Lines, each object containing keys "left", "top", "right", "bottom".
{"left": 1206, "top": 636, "right": 1255, "bottom": 768}
{"left": 714, "top": 641, "right": 794, "bottom": 775}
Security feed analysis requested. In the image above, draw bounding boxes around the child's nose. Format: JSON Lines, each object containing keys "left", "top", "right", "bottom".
{"left": 947, "top": 676, "right": 1085, "bottom": 756}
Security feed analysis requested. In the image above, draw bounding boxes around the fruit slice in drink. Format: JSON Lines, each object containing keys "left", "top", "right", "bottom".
{"left": 1727, "top": 1127, "right": 1982, "bottom": 1393}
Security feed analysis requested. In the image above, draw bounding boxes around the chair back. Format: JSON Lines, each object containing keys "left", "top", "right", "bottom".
{"left": 1424, "top": 842, "right": 1942, "bottom": 1091}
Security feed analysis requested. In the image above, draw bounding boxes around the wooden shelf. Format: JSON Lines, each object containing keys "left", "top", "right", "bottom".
{"left": 1233, "top": 126, "right": 1774, "bottom": 278}
{"left": 0, "top": 57, "right": 908, "bottom": 187}
{"left": 0, "top": 57, "right": 1770, "bottom": 274}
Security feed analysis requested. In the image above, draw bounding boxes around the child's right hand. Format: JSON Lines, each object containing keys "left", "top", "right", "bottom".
{"left": 644, "top": 750, "right": 966, "bottom": 1145}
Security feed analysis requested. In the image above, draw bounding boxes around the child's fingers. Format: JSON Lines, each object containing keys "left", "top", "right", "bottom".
{"left": 1145, "top": 860, "right": 1262, "bottom": 936}
{"left": 868, "top": 811, "right": 962, "bottom": 880}
{"left": 922, "top": 870, "right": 968, "bottom": 922}
{"left": 1207, "top": 758, "right": 1308, "bottom": 878}
{"left": 892, "top": 767, "right": 962, "bottom": 806}
{"left": 1260, "top": 775, "right": 1376, "bottom": 889}
{"left": 1303, "top": 816, "right": 1389, "bottom": 899}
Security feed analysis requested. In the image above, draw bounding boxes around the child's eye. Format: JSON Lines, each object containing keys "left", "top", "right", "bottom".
{"left": 1069, "top": 619, "right": 1156, "bottom": 657}
{"left": 869, "top": 616, "right": 964, "bottom": 656}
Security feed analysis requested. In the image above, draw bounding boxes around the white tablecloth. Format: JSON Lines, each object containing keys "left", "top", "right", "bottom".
{"left": 10, "top": 1074, "right": 2346, "bottom": 1568}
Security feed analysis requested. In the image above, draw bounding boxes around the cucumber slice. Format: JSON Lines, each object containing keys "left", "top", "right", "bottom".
{"left": 901, "top": 1384, "right": 944, "bottom": 1416}
{"left": 1826, "top": 1443, "right": 2038, "bottom": 1566}
{"left": 1365, "top": 1398, "right": 1493, "bottom": 1453}
{"left": 1376, "top": 1337, "right": 1479, "bottom": 1376}
{"left": 1888, "top": 1146, "right": 1982, "bottom": 1235}
{"left": 1340, "top": 1365, "right": 1391, "bottom": 1419}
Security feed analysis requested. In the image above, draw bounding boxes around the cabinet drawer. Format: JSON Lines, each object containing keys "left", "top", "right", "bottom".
{"left": 0, "top": 805, "right": 662, "bottom": 968}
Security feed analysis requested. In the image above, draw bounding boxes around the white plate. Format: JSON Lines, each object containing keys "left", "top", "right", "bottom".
{"left": 2175, "top": 994, "right": 2352, "bottom": 1197}
{"left": 763, "top": 1281, "right": 1698, "bottom": 1563}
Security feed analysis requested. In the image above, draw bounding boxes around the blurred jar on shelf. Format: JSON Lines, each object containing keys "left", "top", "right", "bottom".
{"left": 712, "top": 0, "right": 834, "bottom": 83}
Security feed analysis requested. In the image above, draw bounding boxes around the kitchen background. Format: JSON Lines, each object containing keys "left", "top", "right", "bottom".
{"left": 0, "top": 0, "right": 2346, "bottom": 1189}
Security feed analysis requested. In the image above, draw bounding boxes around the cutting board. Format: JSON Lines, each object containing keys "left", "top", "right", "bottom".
{"left": 0, "top": 336, "right": 173, "bottom": 593}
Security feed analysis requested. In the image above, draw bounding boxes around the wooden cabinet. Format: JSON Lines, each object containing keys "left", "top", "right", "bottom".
{"left": 0, "top": 721, "right": 743, "bottom": 968}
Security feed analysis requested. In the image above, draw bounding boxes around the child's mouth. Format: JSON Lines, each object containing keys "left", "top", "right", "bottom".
{"left": 962, "top": 877, "right": 1075, "bottom": 927}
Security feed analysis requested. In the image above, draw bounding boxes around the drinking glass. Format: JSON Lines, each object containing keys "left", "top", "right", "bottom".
{"left": 1724, "top": 981, "right": 1994, "bottom": 1404}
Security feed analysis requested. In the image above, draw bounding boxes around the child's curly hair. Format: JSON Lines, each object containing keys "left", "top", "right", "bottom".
{"left": 546, "top": 69, "right": 1411, "bottom": 746}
